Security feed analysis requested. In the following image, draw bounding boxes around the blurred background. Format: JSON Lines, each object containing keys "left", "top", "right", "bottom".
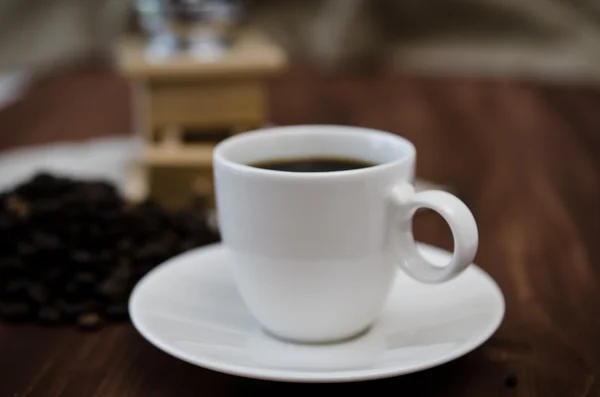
{"left": 3, "top": 3, "right": 600, "bottom": 393}
{"left": 0, "top": 0, "right": 599, "bottom": 198}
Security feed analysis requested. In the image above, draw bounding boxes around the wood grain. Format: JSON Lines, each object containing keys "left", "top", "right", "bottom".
{"left": 2, "top": 67, "right": 600, "bottom": 396}
{"left": 147, "top": 79, "right": 266, "bottom": 129}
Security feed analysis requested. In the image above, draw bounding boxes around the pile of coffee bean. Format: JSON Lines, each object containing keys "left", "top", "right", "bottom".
{"left": 0, "top": 173, "right": 219, "bottom": 330}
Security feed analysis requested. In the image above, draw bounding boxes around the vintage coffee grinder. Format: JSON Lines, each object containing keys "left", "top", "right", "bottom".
{"left": 120, "top": 0, "right": 287, "bottom": 210}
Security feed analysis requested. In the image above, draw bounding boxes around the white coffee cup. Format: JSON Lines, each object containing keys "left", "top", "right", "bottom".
{"left": 213, "top": 125, "right": 478, "bottom": 344}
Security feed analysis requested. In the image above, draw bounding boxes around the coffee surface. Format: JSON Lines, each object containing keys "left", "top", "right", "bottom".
{"left": 250, "top": 157, "right": 376, "bottom": 172}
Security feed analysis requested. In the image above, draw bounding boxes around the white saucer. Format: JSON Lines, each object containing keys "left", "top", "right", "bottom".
{"left": 129, "top": 243, "right": 504, "bottom": 383}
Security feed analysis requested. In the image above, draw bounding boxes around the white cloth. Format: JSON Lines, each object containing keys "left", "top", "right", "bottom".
{"left": 0, "top": 136, "right": 141, "bottom": 194}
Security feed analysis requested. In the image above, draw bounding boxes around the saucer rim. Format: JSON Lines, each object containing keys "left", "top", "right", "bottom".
{"left": 129, "top": 242, "right": 505, "bottom": 383}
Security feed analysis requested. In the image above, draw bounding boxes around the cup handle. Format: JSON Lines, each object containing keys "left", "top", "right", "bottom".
{"left": 389, "top": 184, "right": 478, "bottom": 283}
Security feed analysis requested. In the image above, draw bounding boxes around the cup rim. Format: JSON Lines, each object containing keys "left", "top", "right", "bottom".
{"left": 213, "top": 125, "right": 416, "bottom": 180}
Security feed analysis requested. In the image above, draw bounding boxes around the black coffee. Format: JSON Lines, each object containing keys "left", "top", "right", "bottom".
{"left": 250, "top": 157, "right": 376, "bottom": 172}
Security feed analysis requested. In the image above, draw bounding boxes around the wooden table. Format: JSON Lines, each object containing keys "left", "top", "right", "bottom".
{"left": 2, "top": 69, "right": 600, "bottom": 396}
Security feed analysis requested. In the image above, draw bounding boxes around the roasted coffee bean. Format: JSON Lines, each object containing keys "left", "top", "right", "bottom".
{"left": 58, "top": 300, "right": 84, "bottom": 319}
{"left": 96, "top": 278, "right": 128, "bottom": 302}
{"left": 67, "top": 224, "right": 85, "bottom": 239}
{"left": 73, "top": 272, "right": 97, "bottom": 287}
{"left": 0, "top": 258, "right": 24, "bottom": 278}
{"left": 70, "top": 250, "right": 93, "bottom": 264}
{"left": 0, "top": 173, "right": 220, "bottom": 328}
{"left": 27, "top": 284, "right": 49, "bottom": 304}
{"left": 0, "top": 214, "right": 12, "bottom": 231}
{"left": 88, "top": 225, "right": 105, "bottom": 240}
{"left": 96, "top": 249, "right": 113, "bottom": 264}
{"left": 104, "top": 303, "right": 129, "bottom": 321}
{"left": 132, "top": 246, "right": 156, "bottom": 265}
{"left": 37, "top": 264, "right": 65, "bottom": 283}
{"left": 83, "top": 181, "right": 117, "bottom": 198}
{"left": 31, "top": 232, "right": 60, "bottom": 250}
{"left": 3, "top": 279, "right": 30, "bottom": 301}
{"left": 117, "top": 239, "right": 132, "bottom": 254}
{"left": 63, "top": 281, "right": 87, "bottom": 301}
{"left": 31, "top": 200, "right": 61, "bottom": 215}
{"left": 37, "top": 305, "right": 62, "bottom": 325}
{"left": 134, "top": 264, "right": 155, "bottom": 280}
{"left": 77, "top": 312, "right": 105, "bottom": 331}
{"left": 115, "top": 258, "right": 133, "bottom": 277}
{"left": 137, "top": 200, "right": 163, "bottom": 214}
{"left": 17, "top": 173, "right": 57, "bottom": 196}
{"left": 59, "top": 300, "right": 99, "bottom": 319}
{"left": 6, "top": 195, "right": 29, "bottom": 218}
{"left": 0, "top": 302, "right": 31, "bottom": 322}
{"left": 179, "top": 240, "right": 198, "bottom": 252}
{"left": 17, "top": 242, "right": 37, "bottom": 258}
